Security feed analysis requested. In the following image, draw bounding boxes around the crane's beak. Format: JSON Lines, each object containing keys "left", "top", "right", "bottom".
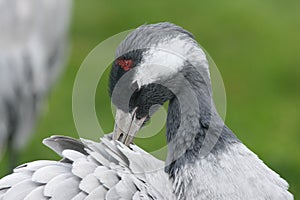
{"left": 113, "top": 108, "right": 146, "bottom": 146}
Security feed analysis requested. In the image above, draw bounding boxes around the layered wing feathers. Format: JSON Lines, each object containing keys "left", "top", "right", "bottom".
{"left": 0, "top": 135, "right": 174, "bottom": 200}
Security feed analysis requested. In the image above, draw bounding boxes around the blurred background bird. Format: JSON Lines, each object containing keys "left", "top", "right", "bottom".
{"left": 0, "top": 0, "right": 299, "bottom": 198}
{"left": 0, "top": 0, "right": 72, "bottom": 170}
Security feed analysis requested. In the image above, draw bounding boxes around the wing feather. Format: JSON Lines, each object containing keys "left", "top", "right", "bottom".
{"left": 24, "top": 186, "right": 46, "bottom": 200}
{"left": 79, "top": 174, "right": 100, "bottom": 193}
{"left": 32, "top": 165, "right": 70, "bottom": 183}
{"left": 44, "top": 173, "right": 73, "bottom": 197}
{"left": 71, "top": 192, "right": 87, "bottom": 200}
{"left": 62, "top": 149, "right": 87, "bottom": 161}
{"left": 0, "top": 172, "right": 31, "bottom": 189}
{"left": 85, "top": 185, "right": 107, "bottom": 200}
{"left": 51, "top": 177, "right": 80, "bottom": 200}
{"left": 94, "top": 166, "right": 120, "bottom": 188}
{"left": 71, "top": 157, "right": 97, "bottom": 179}
{"left": 112, "top": 174, "right": 137, "bottom": 199}
{"left": 2, "top": 179, "right": 39, "bottom": 200}
{"left": 0, "top": 135, "right": 174, "bottom": 199}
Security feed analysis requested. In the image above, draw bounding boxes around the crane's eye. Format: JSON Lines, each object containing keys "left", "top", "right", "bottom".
{"left": 116, "top": 59, "right": 134, "bottom": 71}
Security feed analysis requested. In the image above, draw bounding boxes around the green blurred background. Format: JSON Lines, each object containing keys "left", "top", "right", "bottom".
{"left": 1, "top": 0, "right": 300, "bottom": 197}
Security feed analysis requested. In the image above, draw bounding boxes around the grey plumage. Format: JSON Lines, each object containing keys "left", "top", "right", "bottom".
{"left": 0, "top": 0, "right": 72, "bottom": 162}
{"left": 0, "top": 135, "right": 174, "bottom": 199}
{"left": 0, "top": 135, "right": 292, "bottom": 200}
{"left": 0, "top": 22, "right": 294, "bottom": 199}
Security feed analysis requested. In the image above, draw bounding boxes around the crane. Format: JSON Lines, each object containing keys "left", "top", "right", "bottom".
{"left": 0, "top": 22, "right": 293, "bottom": 199}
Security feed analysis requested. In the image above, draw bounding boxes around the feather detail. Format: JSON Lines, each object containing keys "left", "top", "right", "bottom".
{"left": 0, "top": 135, "right": 174, "bottom": 199}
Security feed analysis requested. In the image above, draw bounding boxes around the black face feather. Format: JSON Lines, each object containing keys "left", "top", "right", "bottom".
{"left": 129, "top": 84, "right": 174, "bottom": 119}
{"left": 109, "top": 48, "right": 174, "bottom": 120}
{"left": 109, "top": 49, "right": 144, "bottom": 98}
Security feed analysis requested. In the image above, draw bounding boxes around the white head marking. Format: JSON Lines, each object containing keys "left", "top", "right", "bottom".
{"left": 132, "top": 36, "right": 209, "bottom": 88}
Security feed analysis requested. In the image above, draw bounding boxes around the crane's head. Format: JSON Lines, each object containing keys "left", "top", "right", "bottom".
{"left": 109, "top": 22, "right": 210, "bottom": 145}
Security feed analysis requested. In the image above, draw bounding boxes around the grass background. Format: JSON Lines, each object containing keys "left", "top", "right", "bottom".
{"left": 1, "top": 0, "right": 300, "bottom": 197}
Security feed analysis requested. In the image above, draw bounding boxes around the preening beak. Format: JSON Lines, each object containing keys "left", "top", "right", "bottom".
{"left": 113, "top": 108, "right": 146, "bottom": 146}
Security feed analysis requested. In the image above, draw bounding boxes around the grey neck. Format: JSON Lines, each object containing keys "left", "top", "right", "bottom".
{"left": 164, "top": 65, "right": 238, "bottom": 179}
